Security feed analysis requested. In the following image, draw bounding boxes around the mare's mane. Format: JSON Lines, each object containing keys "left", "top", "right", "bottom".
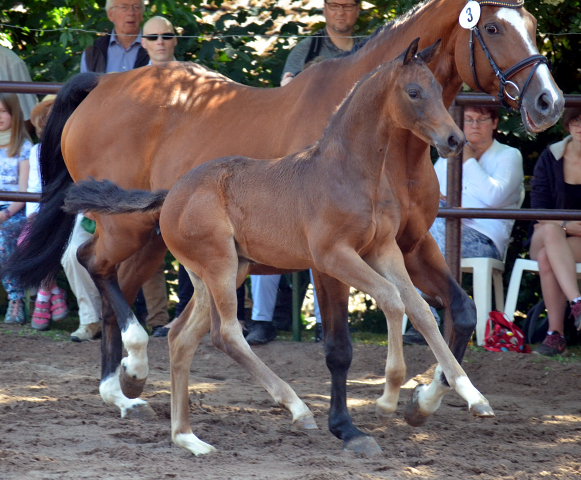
{"left": 347, "top": 0, "right": 433, "bottom": 55}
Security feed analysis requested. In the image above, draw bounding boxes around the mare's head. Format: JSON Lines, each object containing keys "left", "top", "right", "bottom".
{"left": 383, "top": 38, "right": 465, "bottom": 158}
{"left": 454, "top": 0, "right": 563, "bottom": 132}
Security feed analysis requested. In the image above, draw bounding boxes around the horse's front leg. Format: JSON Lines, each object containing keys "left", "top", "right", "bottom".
{"left": 169, "top": 272, "right": 215, "bottom": 456}
{"left": 311, "top": 270, "right": 382, "bottom": 455}
{"left": 403, "top": 233, "right": 481, "bottom": 426}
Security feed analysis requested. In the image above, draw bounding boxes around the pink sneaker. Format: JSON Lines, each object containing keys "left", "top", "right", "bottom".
{"left": 50, "top": 288, "right": 69, "bottom": 321}
{"left": 31, "top": 300, "right": 51, "bottom": 331}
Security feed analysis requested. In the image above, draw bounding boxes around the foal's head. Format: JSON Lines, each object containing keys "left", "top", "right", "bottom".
{"left": 383, "top": 38, "right": 465, "bottom": 158}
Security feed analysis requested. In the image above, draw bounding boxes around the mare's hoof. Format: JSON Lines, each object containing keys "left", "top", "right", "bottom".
{"left": 343, "top": 436, "right": 382, "bottom": 456}
{"left": 125, "top": 403, "right": 157, "bottom": 421}
{"left": 404, "top": 384, "right": 431, "bottom": 427}
{"left": 119, "top": 364, "right": 147, "bottom": 399}
{"left": 470, "top": 402, "right": 495, "bottom": 418}
{"left": 293, "top": 414, "right": 318, "bottom": 430}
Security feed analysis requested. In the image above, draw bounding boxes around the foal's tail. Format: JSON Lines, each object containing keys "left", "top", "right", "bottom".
{"left": 4, "top": 73, "right": 101, "bottom": 288}
{"left": 64, "top": 178, "right": 168, "bottom": 216}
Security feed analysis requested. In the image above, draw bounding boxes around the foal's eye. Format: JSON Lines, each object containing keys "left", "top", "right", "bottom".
{"left": 408, "top": 90, "right": 419, "bottom": 99}
{"left": 485, "top": 24, "right": 498, "bottom": 34}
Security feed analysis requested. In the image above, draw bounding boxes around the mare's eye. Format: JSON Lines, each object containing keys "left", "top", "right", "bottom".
{"left": 485, "top": 24, "right": 498, "bottom": 34}
{"left": 408, "top": 90, "right": 419, "bottom": 99}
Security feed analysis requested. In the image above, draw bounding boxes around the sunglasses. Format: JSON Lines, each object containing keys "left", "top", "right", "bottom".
{"left": 143, "top": 33, "right": 176, "bottom": 41}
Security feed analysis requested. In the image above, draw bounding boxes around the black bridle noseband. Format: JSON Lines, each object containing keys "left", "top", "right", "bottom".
{"left": 468, "top": 0, "right": 549, "bottom": 110}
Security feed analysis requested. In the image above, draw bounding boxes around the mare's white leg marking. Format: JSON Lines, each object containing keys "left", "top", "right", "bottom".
{"left": 174, "top": 433, "right": 216, "bottom": 456}
{"left": 99, "top": 370, "right": 147, "bottom": 417}
{"left": 417, "top": 365, "right": 449, "bottom": 415}
{"left": 120, "top": 319, "right": 149, "bottom": 380}
{"left": 496, "top": 9, "right": 560, "bottom": 102}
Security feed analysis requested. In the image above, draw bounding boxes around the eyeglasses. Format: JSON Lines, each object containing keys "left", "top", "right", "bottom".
{"left": 464, "top": 116, "right": 492, "bottom": 126}
{"left": 143, "top": 33, "right": 176, "bottom": 41}
{"left": 110, "top": 4, "right": 144, "bottom": 13}
{"left": 324, "top": 2, "right": 358, "bottom": 12}
{"left": 570, "top": 116, "right": 581, "bottom": 127}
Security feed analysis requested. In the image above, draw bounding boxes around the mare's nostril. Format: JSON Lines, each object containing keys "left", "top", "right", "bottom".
{"left": 448, "top": 135, "right": 459, "bottom": 151}
{"left": 536, "top": 92, "right": 550, "bottom": 114}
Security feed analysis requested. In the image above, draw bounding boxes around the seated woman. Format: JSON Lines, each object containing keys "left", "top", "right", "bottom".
{"left": 404, "top": 105, "right": 524, "bottom": 345}
{"left": 529, "top": 107, "right": 581, "bottom": 356}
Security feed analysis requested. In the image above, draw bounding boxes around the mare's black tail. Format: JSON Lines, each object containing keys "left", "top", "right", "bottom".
{"left": 4, "top": 73, "right": 101, "bottom": 288}
{"left": 64, "top": 178, "right": 168, "bottom": 215}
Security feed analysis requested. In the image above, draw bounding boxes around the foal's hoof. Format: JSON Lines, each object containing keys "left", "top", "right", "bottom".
{"left": 375, "top": 405, "right": 394, "bottom": 426}
{"left": 404, "top": 384, "right": 431, "bottom": 427}
{"left": 119, "top": 363, "right": 147, "bottom": 399}
{"left": 343, "top": 436, "right": 382, "bottom": 456}
{"left": 293, "top": 414, "right": 318, "bottom": 430}
{"left": 124, "top": 402, "right": 157, "bottom": 421}
{"left": 470, "top": 402, "right": 495, "bottom": 418}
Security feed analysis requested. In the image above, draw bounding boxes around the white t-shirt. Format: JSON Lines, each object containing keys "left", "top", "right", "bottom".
{"left": 0, "top": 139, "right": 32, "bottom": 207}
{"left": 433, "top": 139, "right": 524, "bottom": 255}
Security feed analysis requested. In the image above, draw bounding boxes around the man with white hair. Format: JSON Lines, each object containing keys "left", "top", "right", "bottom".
{"left": 81, "top": 0, "right": 149, "bottom": 73}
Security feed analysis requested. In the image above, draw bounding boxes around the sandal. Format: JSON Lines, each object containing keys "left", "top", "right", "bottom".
{"left": 31, "top": 300, "right": 51, "bottom": 330}
{"left": 50, "top": 288, "right": 69, "bottom": 321}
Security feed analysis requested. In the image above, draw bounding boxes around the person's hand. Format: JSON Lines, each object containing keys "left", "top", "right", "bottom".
{"left": 439, "top": 192, "right": 447, "bottom": 201}
{"left": 564, "top": 221, "right": 581, "bottom": 237}
{"left": 281, "top": 72, "right": 294, "bottom": 86}
{"left": 462, "top": 142, "right": 476, "bottom": 163}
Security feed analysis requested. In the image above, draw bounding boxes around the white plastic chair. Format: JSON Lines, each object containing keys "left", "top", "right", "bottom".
{"left": 503, "top": 258, "right": 581, "bottom": 322}
{"left": 401, "top": 253, "right": 507, "bottom": 346}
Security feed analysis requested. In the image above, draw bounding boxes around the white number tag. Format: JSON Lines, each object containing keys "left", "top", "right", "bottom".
{"left": 459, "top": 1, "right": 481, "bottom": 29}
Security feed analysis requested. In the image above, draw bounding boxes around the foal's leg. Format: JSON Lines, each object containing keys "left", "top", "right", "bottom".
{"left": 195, "top": 254, "right": 316, "bottom": 430}
{"left": 169, "top": 272, "right": 216, "bottom": 456}
{"left": 316, "top": 245, "right": 492, "bottom": 422}
{"left": 311, "top": 270, "right": 381, "bottom": 455}
{"left": 403, "top": 233, "right": 479, "bottom": 426}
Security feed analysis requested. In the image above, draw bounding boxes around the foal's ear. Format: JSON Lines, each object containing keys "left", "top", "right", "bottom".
{"left": 416, "top": 39, "right": 442, "bottom": 66}
{"left": 401, "top": 37, "right": 420, "bottom": 65}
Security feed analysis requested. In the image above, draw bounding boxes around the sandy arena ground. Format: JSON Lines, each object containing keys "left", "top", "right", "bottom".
{"left": 1, "top": 325, "right": 580, "bottom": 479}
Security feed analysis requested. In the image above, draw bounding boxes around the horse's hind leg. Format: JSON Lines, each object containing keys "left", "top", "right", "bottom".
{"left": 312, "top": 270, "right": 381, "bottom": 455}
{"left": 169, "top": 272, "right": 215, "bottom": 455}
{"left": 78, "top": 219, "right": 163, "bottom": 415}
{"left": 197, "top": 254, "right": 316, "bottom": 430}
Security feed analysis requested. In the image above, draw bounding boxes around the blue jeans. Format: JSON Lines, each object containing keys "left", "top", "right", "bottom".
{"left": 0, "top": 209, "right": 27, "bottom": 300}
{"left": 430, "top": 217, "right": 501, "bottom": 260}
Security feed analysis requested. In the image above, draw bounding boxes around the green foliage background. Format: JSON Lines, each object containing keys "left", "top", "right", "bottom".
{"left": 1, "top": 0, "right": 580, "bottom": 329}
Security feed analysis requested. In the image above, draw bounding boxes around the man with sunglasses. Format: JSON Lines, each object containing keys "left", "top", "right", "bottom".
{"left": 141, "top": 16, "right": 177, "bottom": 65}
{"left": 80, "top": 0, "right": 149, "bottom": 73}
{"left": 280, "top": 0, "right": 363, "bottom": 86}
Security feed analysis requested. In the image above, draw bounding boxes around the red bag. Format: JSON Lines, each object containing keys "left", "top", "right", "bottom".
{"left": 484, "top": 311, "right": 531, "bottom": 353}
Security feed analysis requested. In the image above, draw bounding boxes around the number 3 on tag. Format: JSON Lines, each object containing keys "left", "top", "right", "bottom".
{"left": 459, "top": 1, "right": 481, "bottom": 29}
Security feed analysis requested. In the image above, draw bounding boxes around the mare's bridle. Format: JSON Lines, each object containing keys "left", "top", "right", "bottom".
{"left": 469, "top": 0, "right": 549, "bottom": 110}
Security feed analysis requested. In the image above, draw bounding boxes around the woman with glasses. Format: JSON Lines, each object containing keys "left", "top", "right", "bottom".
{"left": 528, "top": 108, "right": 581, "bottom": 356}
{"left": 404, "top": 106, "right": 524, "bottom": 345}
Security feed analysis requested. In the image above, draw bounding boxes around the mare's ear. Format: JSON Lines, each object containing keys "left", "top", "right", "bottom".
{"left": 416, "top": 39, "right": 442, "bottom": 65}
{"left": 401, "top": 37, "right": 420, "bottom": 65}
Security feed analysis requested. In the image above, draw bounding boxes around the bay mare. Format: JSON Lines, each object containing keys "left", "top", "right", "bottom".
{"left": 8, "top": 0, "right": 563, "bottom": 454}
{"left": 63, "top": 40, "right": 496, "bottom": 456}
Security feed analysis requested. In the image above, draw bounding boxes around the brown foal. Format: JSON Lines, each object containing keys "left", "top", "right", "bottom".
{"left": 64, "top": 40, "right": 494, "bottom": 455}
